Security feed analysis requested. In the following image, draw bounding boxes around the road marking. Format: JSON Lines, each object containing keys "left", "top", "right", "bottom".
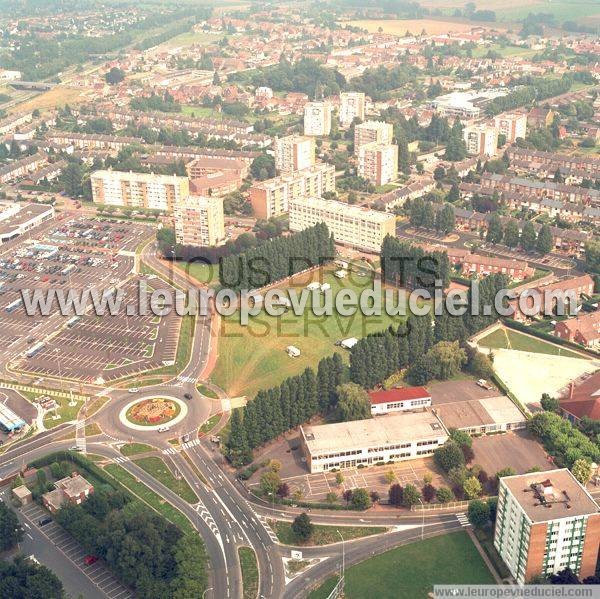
{"left": 456, "top": 513, "right": 470, "bottom": 527}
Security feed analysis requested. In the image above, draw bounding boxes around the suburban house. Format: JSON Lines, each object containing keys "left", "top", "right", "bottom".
{"left": 560, "top": 372, "right": 600, "bottom": 423}
{"left": 554, "top": 311, "right": 600, "bottom": 348}
{"left": 42, "top": 473, "right": 94, "bottom": 513}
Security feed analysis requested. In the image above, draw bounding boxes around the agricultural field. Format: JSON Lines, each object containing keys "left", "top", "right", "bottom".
{"left": 344, "top": 18, "right": 489, "bottom": 35}
{"left": 8, "top": 85, "right": 87, "bottom": 115}
{"left": 210, "top": 269, "right": 410, "bottom": 399}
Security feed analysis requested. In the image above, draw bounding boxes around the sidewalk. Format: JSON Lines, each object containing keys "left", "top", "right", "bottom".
{"left": 467, "top": 527, "right": 503, "bottom": 584}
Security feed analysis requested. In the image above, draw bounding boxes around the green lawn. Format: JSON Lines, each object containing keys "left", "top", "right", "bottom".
{"left": 472, "top": 43, "right": 538, "bottom": 59}
{"left": 174, "top": 260, "right": 219, "bottom": 287}
{"left": 211, "top": 269, "right": 408, "bottom": 398}
{"left": 271, "top": 521, "right": 387, "bottom": 546}
{"left": 238, "top": 547, "right": 259, "bottom": 599}
{"left": 478, "top": 327, "right": 587, "bottom": 359}
{"left": 104, "top": 463, "right": 195, "bottom": 534}
{"left": 197, "top": 384, "right": 219, "bottom": 399}
{"left": 120, "top": 443, "right": 155, "bottom": 457}
{"left": 309, "top": 531, "right": 495, "bottom": 599}
{"left": 133, "top": 456, "right": 199, "bottom": 503}
{"left": 199, "top": 413, "right": 221, "bottom": 433}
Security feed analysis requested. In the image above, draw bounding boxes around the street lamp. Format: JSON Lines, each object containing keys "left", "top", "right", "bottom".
{"left": 417, "top": 497, "right": 424, "bottom": 541}
{"left": 337, "top": 529, "right": 345, "bottom": 595}
{"left": 202, "top": 588, "right": 213, "bottom": 599}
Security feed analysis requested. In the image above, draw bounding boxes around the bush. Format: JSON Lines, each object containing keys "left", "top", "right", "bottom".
{"left": 467, "top": 499, "right": 490, "bottom": 528}
{"left": 291, "top": 513, "right": 313, "bottom": 541}
{"left": 436, "top": 487, "right": 454, "bottom": 504}
{"left": 434, "top": 441, "right": 465, "bottom": 472}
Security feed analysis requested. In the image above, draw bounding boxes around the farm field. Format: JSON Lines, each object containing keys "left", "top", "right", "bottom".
{"left": 8, "top": 85, "right": 86, "bottom": 115}
{"left": 210, "top": 269, "right": 409, "bottom": 399}
{"left": 309, "top": 531, "right": 495, "bottom": 599}
{"left": 344, "top": 18, "right": 492, "bottom": 35}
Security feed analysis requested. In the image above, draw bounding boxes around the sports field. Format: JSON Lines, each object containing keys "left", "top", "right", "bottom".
{"left": 309, "top": 531, "right": 495, "bottom": 599}
{"left": 210, "top": 269, "right": 409, "bottom": 399}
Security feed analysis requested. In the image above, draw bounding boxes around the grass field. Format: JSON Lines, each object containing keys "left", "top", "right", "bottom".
{"left": 344, "top": 18, "right": 501, "bottom": 35}
{"left": 271, "top": 521, "right": 387, "bottom": 546}
{"left": 309, "top": 531, "right": 495, "bottom": 599}
{"left": 8, "top": 85, "right": 86, "bottom": 115}
{"left": 133, "top": 456, "right": 199, "bottom": 503}
{"left": 174, "top": 260, "right": 219, "bottom": 287}
{"left": 120, "top": 442, "right": 155, "bottom": 457}
{"left": 238, "top": 547, "right": 259, "bottom": 599}
{"left": 477, "top": 327, "right": 587, "bottom": 359}
{"left": 472, "top": 44, "right": 539, "bottom": 59}
{"left": 210, "top": 270, "right": 408, "bottom": 398}
{"left": 199, "top": 413, "right": 221, "bottom": 433}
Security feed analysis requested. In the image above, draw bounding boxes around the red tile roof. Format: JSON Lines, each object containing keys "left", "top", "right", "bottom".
{"left": 560, "top": 371, "right": 600, "bottom": 420}
{"left": 368, "top": 386, "right": 430, "bottom": 405}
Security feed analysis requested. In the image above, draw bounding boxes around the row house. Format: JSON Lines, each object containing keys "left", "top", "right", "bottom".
{"left": 46, "top": 132, "right": 143, "bottom": 151}
{"left": 507, "top": 147, "right": 600, "bottom": 179}
{"left": 0, "top": 112, "right": 32, "bottom": 136}
{"left": 555, "top": 311, "right": 600, "bottom": 348}
{"left": 380, "top": 178, "right": 436, "bottom": 211}
{"left": 0, "top": 152, "right": 47, "bottom": 184}
{"left": 446, "top": 248, "right": 534, "bottom": 281}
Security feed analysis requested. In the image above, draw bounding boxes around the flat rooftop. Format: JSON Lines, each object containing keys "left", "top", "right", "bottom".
{"left": 434, "top": 395, "right": 525, "bottom": 430}
{"left": 429, "top": 380, "right": 499, "bottom": 405}
{"left": 0, "top": 203, "right": 53, "bottom": 236}
{"left": 301, "top": 410, "right": 447, "bottom": 456}
{"left": 502, "top": 469, "right": 599, "bottom": 522}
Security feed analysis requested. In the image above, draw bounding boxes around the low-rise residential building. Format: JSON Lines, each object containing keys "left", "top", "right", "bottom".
{"left": 527, "top": 107, "right": 554, "bottom": 129}
{"left": 354, "top": 120, "right": 394, "bottom": 155}
{"left": 274, "top": 135, "right": 315, "bottom": 174}
{"left": 555, "top": 312, "right": 600, "bottom": 348}
{"left": 446, "top": 248, "right": 534, "bottom": 281}
{"left": 339, "top": 91, "right": 365, "bottom": 128}
{"left": 42, "top": 473, "right": 94, "bottom": 514}
{"left": 288, "top": 196, "right": 396, "bottom": 252}
{"left": 357, "top": 142, "right": 398, "bottom": 186}
{"left": 90, "top": 170, "right": 190, "bottom": 212}
{"left": 506, "top": 148, "right": 600, "bottom": 180}
{"left": 463, "top": 123, "right": 498, "bottom": 157}
{"left": 560, "top": 371, "right": 600, "bottom": 423}
{"left": 173, "top": 194, "right": 225, "bottom": 247}
{"left": 303, "top": 101, "right": 332, "bottom": 136}
{"left": 0, "top": 153, "right": 47, "bottom": 184}
{"left": 493, "top": 112, "right": 527, "bottom": 143}
{"left": 249, "top": 163, "right": 335, "bottom": 219}
{"left": 299, "top": 410, "right": 448, "bottom": 473}
{"left": 494, "top": 469, "right": 600, "bottom": 584}
{"left": 369, "top": 386, "right": 431, "bottom": 415}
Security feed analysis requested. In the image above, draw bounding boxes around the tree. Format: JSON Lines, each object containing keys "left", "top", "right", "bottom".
{"left": 402, "top": 484, "right": 421, "bottom": 508}
{"left": 326, "top": 492, "right": 338, "bottom": 504}
{"left": 521, "top": 221, "right": 537, "bottom": 252}
{"left": 260, "top": 470, "right": 281, "bottom": 497}
{"left": 446, "top": 183, "right": 460, "bottom": 203}
{"left": 450, "top": 429, "right": 473, "bottom": 449}
{"left": 463, "top": 476, "right": 482, "bottom": 499}
{"left": 571, "top": 459, "right": 593, "bottom": 485}
{"left": 61, "top": 160, "right": 89, "bottom": 198}
{"left": 384, "top": 470, "right": 396, "bottom": 484}
{"left": 336, "top": 383, "right": 371, "bottom": 422}
{"left": 540, "top": 393, "right": 560, "bottom": 413}
{"left": 436, "top": 487, "right": 454, "bottom": 503}
{"left": 434, "top": 441, "right": 465, "bottom": 473}
{"left": 422, "top": 483, "right": 436, "bottom": 503}
{"left": 503, "top": 219, "right": 520, "bottom": 248}
{"left": 467, "top": 499, "right": 490, "bottom": 528}
{"left": 335, "top": 472, "right": 344, "bottom": 486}
{"left": 550, "top": 568, "right": 581, "bottom": 585}
{"left": 0, "top": 555, "right": 64, "bottom": 598}
{"left": 486, "top": 213, "right": 503, "bottom": 244}
{"left": 105, "top": 67, "right": 125, "bottom": 85}
{"left": 536, "top": 224, "right": 554, "bottom": 255}
{"left": 0, "top": 500, "right": 23, "bottom": 550}
{"left": 425, "top": 341, "right": 467, "bottom": 380}
{"left": 351, "top": 488, "right": 372, "bottom": 510}
{"left": 496, "top": 467, "right": 516, "bottom": 482}
{"left": 435, "top": 203, "right": 456, "bottom": 234}
{"left": 276, "top": 483, "right": 290, "bottom": 498}
{"left": 388, "top": 483, "right": 404, "bottom": 507}
{"left": 250, "top": 154, "right": 276, "bottom": 180}
{"left": 291, "top": 513, "right": 313, "bottom": 542}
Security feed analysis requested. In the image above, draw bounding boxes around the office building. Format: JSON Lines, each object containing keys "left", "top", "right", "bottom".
{"left": 300, "top": 411, "right": 448, "bottom": 473}
{"left": 288, "top": 196, "right": 396, "bottom": 252}
{"left": 494, "top": 112, "right": 527, "bottom": 143}
{"left": 249, "top": 163, "right": 335, "bottom": 219}
{"left": 369, "top": 387, "right": 431, "bottom": 415}
{"left": 339, "top": 92, "right": 365, "bottom": 128}
{"left": 173, "top": 195, "right": 225, "bottom": 247}
{"left": 494, "top": 469, "right": 600, "bottom": 584}
{"left": 90, "top": 170, "right": 190, "bottom": 213}
{"left": 303, "top": 101, "right": 332, "bottom": 136}
{"left": 463, "top": 124, "right": 498, "bottom": 157}
{"left": 358, "top": 142, "right": 398, "bottom": 186}
{"left": 274, "top": 135, "right": 315, "bottom": 174}
{"left": 354, "top": 121, "right": 394, "bottom": 154}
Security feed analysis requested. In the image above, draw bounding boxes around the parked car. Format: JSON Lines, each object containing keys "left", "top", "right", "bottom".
{"left": 128, "top": 388, "right": 139, "bottom": 393}
{"left": 84, "top": 555, "right": 98, "bottom": 566}
{"left": 38, "top": 516, "right": 52, "bottom": 527}
{"left": 183, "top": 393, "right": 192, "bottom": 400}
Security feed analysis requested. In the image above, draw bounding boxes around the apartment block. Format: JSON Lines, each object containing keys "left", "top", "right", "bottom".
{"left": 354, "top": 121, "right": 394, "bottom": 155}
{"left": 463, "top": 124, "right": 498, "bottom": 157}
{"left": 494, "top": 112, "right": 527, "bottom": 143}
{"left": 249, "top": 163, "right": 335, "bottom": 219}
{"left": 339, "top": 92, "right": 365, "bottom": 128}
{"left": 303, "top": 101, "right": 332, "bottom": 136}
{"left": 174, "top": 195, "right": 225, "bottom": 247}
{"left": 274, "top": 135, "right": 315, "bottom": 174}
{"left": 288, "top": 196, "right": 396, "bottom": 252}
{"left": 90, "top": 170, "right": 190, "bottom": 212}
{"left": 494, "top": 470, "right": 600, "bottom": 584}
{"left": 358, "top": 142, "right": 398, "bottom": 186}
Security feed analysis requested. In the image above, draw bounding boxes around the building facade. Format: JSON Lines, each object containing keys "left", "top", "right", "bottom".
{"left": 463, "top": 124, "right": 498, "bottom": 157}
{"left": 369, "top": 387, "right": 431, "bottom": 415}
{"left": 173, "top": 195, "right": 225, "bottom": 247}
{"left": 288, "top": 196, "right": 396, "bottom": 252}
{"left": 494, "top": 470, "right": 600, "bottom": 584}
{"left": 354, "top": 121, "right": 394, "bottom": 155}
{"left": 90, "top": 170, "right": 190, "bottom": 212}
{"left": 494, "top": 113, "right": 527, "bottom": 143}
{"left": 339, "top": 92, "right": 366, "bottom": 128}
{"left": 274, "top": 135, "right": 315, "bottom": 173}
{"left": 358, "top": 142, "right": 398, "bottom": 186}
{"left": 303, "top": 101, "right": 332, "bottom": 136}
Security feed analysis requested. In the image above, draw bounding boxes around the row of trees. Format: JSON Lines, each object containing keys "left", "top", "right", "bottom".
{"left": 219, "top": 223, "right": 335, "bottom": 290}
{"left": 409, "top": 199, "right": 456, "bottom": 235}
{"left": 226, "top": 353, "right": 345, "bottom": 466}
{"left": 486, "top": 214, "right": 554, "bottom": 254}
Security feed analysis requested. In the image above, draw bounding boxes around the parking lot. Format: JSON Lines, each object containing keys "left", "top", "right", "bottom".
{"left": 19, "top": 501, "right": 133, "bottom": 599}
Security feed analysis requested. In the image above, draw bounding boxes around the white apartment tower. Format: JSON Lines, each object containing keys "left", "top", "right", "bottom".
{"left": 463, "top": 124, "right": 498, "bottom": 158}
{"left": 354, "top": 121, "right": 394, "bottom": 155}
{"left": 494, "top": 112, "right": 527, "bottom": 143}
{"left": 174, "top": 195, "right": 225, "bottom": 247}
{"left": 358, "top": 142, "right": 398, "bottom": 186}
{"left": 303, "top": 101, "right": 332, "bottom": 136}
{"left": 339, "top": 92, "right": 366, "bottom": 128}
{"left": 274, "top": 135, "right": 315, "bottom": 174}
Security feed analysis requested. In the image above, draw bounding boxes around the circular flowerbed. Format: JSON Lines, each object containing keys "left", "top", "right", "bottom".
{"left": 125, "top": 398, "right": 181, "bottom": 426}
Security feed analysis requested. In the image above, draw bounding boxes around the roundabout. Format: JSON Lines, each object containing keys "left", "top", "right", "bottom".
{"left": 119, "top": 395, "right": 188, "bottom": 431}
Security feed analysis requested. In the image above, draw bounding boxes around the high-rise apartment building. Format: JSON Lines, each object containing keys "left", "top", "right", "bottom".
{"left": 358, "top": 142, "right": 398, "bottom": 186}
{"left": 463, "top": 124, "right": 498, "bottom": 157}
{"left": 90, "top": 170, "right": 190, "bottom": 212}
{"left": 354, "top": 121, "right": 394, "bottom": 155}
{"left": 494, "top": 469, "right": 600, "bottom": 584}
{"left": 303, "top": 101, "right": 332, "bottom": 136}
{"left": 339, "top": 92, "right": 366, "bottom": 128}
{"left": 173, "top": 195, "right": 225, "bottom": 247}
{"left": 494, "top": 112, "right": 528, "bottom": 144}
{"left": 274, "top": 135, "right": 315, "bottom": 174}
{"left": 288, "top": 196, "right": 396, "bottom": 252}
{"left": 249, "top": 163, "right": 335, "bottom": 219}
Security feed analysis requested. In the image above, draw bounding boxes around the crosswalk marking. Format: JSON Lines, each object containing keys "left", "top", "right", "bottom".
{"left": 75, "top": 420, "right": 86, "bottom": 453}
{"left": 257, "top": 515, "right": 279, "bottom": 543}
{"left": 161, "top": 439, "right": 201, "bottom": 455}
{"left": 456, "top": 513, "right": 470, "bottom": 527}
{"left": 176, "top": 375, "right": 196, "bottom": 384}
{"left": 181, "top": 439, "right": 200, "bottom": 450}
{"left": 162, "top": 447, "right": 178, "bottom": 455}
{"left": 112, "top": 456, "right": 129, "bottom": 464}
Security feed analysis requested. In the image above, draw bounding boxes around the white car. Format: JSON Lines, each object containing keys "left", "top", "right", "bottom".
{"left": 157, "top": 425, "right": 170, "bottom": 433}
{"left": 128, "top": 388, "right": 139, "bottom": 393}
